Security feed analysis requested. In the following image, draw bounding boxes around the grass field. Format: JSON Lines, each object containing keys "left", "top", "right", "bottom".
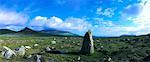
{"left": 0, "top": 36, "right": 150, "bottom": 62}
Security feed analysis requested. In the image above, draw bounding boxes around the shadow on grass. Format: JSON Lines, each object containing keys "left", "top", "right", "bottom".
{"left": 45, "top": 50, "right": 88, "bottom": 55}
{"left": 64, "top": 51, "right": 81, "bottom": 55}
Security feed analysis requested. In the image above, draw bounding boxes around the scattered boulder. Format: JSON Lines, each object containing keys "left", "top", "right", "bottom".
{"left": 100, "top": 46, "right": 104, "bottom": 48}
{"left": 51, "top": 41, "right": 56, "bottom": 45}
{"left": 45, "top": 47, "right": 65, "bottom": 54}
{"left": 77, "top": 56, "right": 81, "bottom": 61}
{"left": 80, "top": 30, "right": 94, "bottom": 54}
{"left": 103, "top": 57, "right": 112, "bottom": 62}
{"left": 45, "top": 47, "right": 52, "bottom": 52}
{"left": 2, "top": 46, "right": 16, "bottom": 59}
{"left": 34, "top": 44, "right": 39, "bottom": 47}
{"left": 15, "top": 46, "right": 26, "bottom": 56}
{"left": 34, "top": 53, "right": 45, "bottom": 62}
{"left": 65, "top": 37, "right": 67, "bottom": 39}
{"left": 108, "top": 57, "right": 112, "bottom": 62}
{"left": 25, "top": 46, "right": 31, "bottom": 50}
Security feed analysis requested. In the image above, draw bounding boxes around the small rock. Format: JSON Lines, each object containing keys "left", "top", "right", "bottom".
{"left": 51, "top": 41, "right": 56, "bottom": 45}
{"left": 65, "top": 37, "right": 67, "bottom": 39}
{"left": 34, "top": 44, "right": 39, "bottom": 47}
{"left": 100, "top": 46, "right": 104, "bottom": 48}
{"left": 51, "top": 47, "right": 55, "bottom": 50}
{"left": 45, "top": 47, "right": 65, "bottom": 54}
{"left": 77, "top": 56, "right": 81, "bottom": 61}
{"left": 45, "top": 47, "right": 52, "bottom": 52}
{"left": 72, "top": 42, "right": 75, "bottom": 44}
{"left": 34, "top": 54, "right": 45, "bottom": 62}
{"left": 25, "top": 46, "right": 31, "bottom": 49}
{"left": 108, "top": 57, "right": 112, "bottom": 61}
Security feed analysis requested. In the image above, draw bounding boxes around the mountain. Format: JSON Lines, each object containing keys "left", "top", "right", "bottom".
{"left": 0, "top": 29, "right": 16, "bottom": 34}
{"left": 13, "top": 27, "right": 43, "bottom": 36}
{"left": 0, "top": 27, "right": 79, "bottom": 37}
{"left": 17, "top": 27, "right": 39, "bottom": 34}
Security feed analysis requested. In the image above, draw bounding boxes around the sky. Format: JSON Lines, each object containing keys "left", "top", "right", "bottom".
{"left": 0, "top": 0, "right": 150, "bottom": 36}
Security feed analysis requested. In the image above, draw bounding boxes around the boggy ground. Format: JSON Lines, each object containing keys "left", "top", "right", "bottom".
{"left": 0, "top": 36, "right": 150, "bottom": 62}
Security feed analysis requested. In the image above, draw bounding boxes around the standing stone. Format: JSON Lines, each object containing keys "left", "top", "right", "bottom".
{"left": 80, "top": 30, "right": 94, "bottom": 54}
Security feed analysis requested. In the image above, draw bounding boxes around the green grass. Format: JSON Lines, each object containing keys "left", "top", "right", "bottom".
{"left": 0, "top": 36, "right": 149, "bottom": 62}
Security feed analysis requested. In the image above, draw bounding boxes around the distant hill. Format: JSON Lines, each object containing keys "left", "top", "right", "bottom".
{"left": 120, "top": 34, "right": 136, "bottom": 37}
{"left": 0, "top": 27, "right": 79, "bottom": 37}
{"left": 139, "top": 34, "right": 150, "bottom": 37}
{"left": 0, "top": 29, "right": 16, "bottom": 34}
{"left": 17, "top": 27, "right": 40, "bottom": 35}
{"left": 40, "top": 28, "right": 79, "bottom": 36}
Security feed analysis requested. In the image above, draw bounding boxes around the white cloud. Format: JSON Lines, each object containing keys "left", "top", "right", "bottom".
{"left": 29, "top": 16, "right": 47, "bottom": 27}
{"left": 124, "top": 0, "right": 150, "bottom": 35}
{"left": 96, "top": 8, "right": 115, "bottom": 17}
{"left": 29, "top": 16, "right": 63, "bottom": 30}
{"left": 29, "top": 16, "right": 92, "bottom": 35}
{"left": 46, "top": 16, "right": 63, "bottom": 28}
{"left": 92, "top": 17, "right": 139, "bottom": 36}
{"left": 94, "top": 18, "right": 115, "bottom": 27}
{"left": 107, "top": 0, "right": 150, "bottom": 36}
{"left": 0, "top": 9, "right": 28, "bottom": 25}
{"left": 63, "top": 17, "right": 92, "bottom": 30}
{"left": 119, "top": 3, "right": 144, "bottom": 23}
{"left": 0, "top": 9, "right": 28, "bottom": 31}
{"left": 28, "top": 16, "right": 48, "bottom": 31}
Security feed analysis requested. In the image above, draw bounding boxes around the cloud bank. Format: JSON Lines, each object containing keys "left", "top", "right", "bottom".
{"left": 29, "top": 16, "right": 92, "bottom": 35}
{"left": 0, "top": 9, "right": 28, "bottom": 31}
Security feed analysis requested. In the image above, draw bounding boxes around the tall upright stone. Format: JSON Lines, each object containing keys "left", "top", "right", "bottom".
{"left": 80, "top": 30, "right": 94, "bottom": 54}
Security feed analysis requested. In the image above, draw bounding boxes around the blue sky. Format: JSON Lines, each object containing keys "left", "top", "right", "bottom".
{"left": 0, "top": 0, "right": 150, "bottom": 36}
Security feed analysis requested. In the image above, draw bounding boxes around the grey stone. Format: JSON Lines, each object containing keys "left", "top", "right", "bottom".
{"left": 34, "top": 44, "right": 39, "bottom": 47}
{"left": 80, "top": 30, "right": 94, "bottom": 54}
{"left": 51, "top": 41, "right": 56, "bottom": 45}
{"left": 34, "top": 54, "right": 45, "bottom": 62}
{"left": 15, "top": 46, "right": 26, "bottom": 56}
{"left": 45, "top": 47, "right": 52, "bottom": 52}
{"left": 2, "top": 46, "right": 16, "bottom": 59}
